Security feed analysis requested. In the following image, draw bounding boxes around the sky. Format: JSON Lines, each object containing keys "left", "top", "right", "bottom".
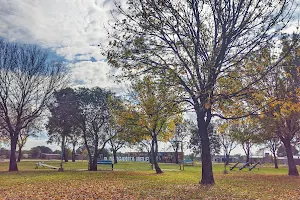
{"left": 0, "top": 0, "right": 124, "bottom": 151}
{"left": 0, "top": 0, "right": 299, "bottom": 155}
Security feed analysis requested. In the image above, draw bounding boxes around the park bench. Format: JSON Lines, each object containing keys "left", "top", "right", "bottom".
{"left": 97, "top": 160, "right": 113, "bottom": 170}
{"left": 230, "top": 162, "right": 240, "bottom": 171}
{"left": 239, "top": 162, "right": 250, "bottom": 170}
{"left": 182, "top": 159, "right": 194, "bottom": 166}
{"left": 249, "top": 162, "right": 260, "bottom": 171}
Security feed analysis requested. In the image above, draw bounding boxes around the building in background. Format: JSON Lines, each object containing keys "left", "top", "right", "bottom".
{"left": 119, "top": 152, "right": 183, "bottom": 163}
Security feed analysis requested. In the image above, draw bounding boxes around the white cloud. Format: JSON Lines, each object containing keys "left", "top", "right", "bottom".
{"left": 0, "top": 0, "right": 114, "bottom": 61}
{"left": 0, "top": 0, "right": 125, "bottom": 92}
{"left": 69, "top": 60, "right": 116, "bottom": 88}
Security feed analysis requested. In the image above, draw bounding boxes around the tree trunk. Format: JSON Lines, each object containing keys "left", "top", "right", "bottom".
{"left": 196, "top": 110, "right": 214, "bottom": 185}
{"left": 246, "top": 148, "right": 250, "bottom": 164}
{"left": 225, "top": 154, "right": 230, "bottom": 165}
{"left": 283, "top": 139, "right": 299, "bottom": 176}
{"left": 89, "top": 153, "right": 98, "bottom": 171}
{"left": 59, "top": 135, "right": 65, "bottom": 171}
{"left": 89, "top": 135, "right": 98, "bottom": 171}
{"left": 9, "top": 135, "right": 18, "bottom": 171}
{"left": 88, "top": 158, "right": 95, "bottom": 171}
{"left": 90, "top": 154, "right": 98, "bottom": 171}
{"left": 82, "top": 129, "right": 92, "bottom": 170}
{"left": 17, "top": 145, "right": 22, "bottom": 162}
{"left": 151, "top": 135, "right": 163, "bottom": 174}
{"left": 113, "top": 149, "right": 117, "bottom": 164}
{"left": 272, "top": 151, "right": 278, "bottom": 169}
{"left": 148, "top": 151, "right": 152, "bottom": 164}
{"left": 72, "top": 143, "right": 76, "bottom": 162}
{"left": 64, "top": 147, "right": 68, "bottom": 162}
{"left": 175, "top": 144, "right": 179, "bottom": 164}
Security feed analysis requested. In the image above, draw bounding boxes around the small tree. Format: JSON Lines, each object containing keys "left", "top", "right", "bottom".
{"left": 123, "top": 77, "right": 182, "bottom": 173}
{"left": 217, "top": 121, "right": 238, "bottom": 165}
{"left": 168, "top": 119, "right": 189, "bottom": 164}
{"left": 17, "top": 121, "right": 40, "bottom": 162}
{"left": 108, "top": 121, "right": 126, "bottom": 164}
{"left": 231, "top": 118, "right": 261, "bottom": 164}
{"left": 29, "top": 146, "right": 53, "bottom": 159}
{"left": 107, "top": 97, "right": 127, "bottom": 164}
{"left": 136, "top": 140, "right": 152, "bottom": 163}
{"left": 257, "top": 126, "right": 281, "bottom": 169}
{"left": 266, "top": 137, "right": 281, "bottom": 169}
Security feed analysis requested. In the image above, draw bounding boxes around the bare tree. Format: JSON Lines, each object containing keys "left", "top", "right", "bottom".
{"left": 168, "top": 120, "right": 189, "bottom": 164}
{"left": 109, "top": 136, "right": 125, "bottom": 164}
{"left": 259, "top": 136, "right": 281, "bottom": 168}
{"left": 0, "top": 40, "right": 65, "bottom": 171}
{"left": 107, "top": 0, "right": 295, "bottom": 184}
{"left": 217, "top": 122, "right": 238, "bottom": 165}
{"left": 136, "top": 140, "right": 152, "bottom": 163}
{"left": 231, "top": 118, "right": 261, "bottom": 164}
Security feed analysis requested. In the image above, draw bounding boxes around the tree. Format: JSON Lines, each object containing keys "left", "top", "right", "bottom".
{"left": 136, "top": 140, "right": 152, "bottom": 163}
{"left": 217, "top": 121, "right": 238, "bottom": 165}
{"left": 259, "top": 136, "right": 281, "bottom": 169}
{"left": 124, "top": 77, "right": 181, "bottom": 173}
{"left": 0, "top": 40, "right": 65, "bottom": 171}
{"left": 69, "top": 128, "right": 81, "bottom": 162}
{"left": 273, "top": 35, "right": 300, "bottom": 175}
{"left": 107, "top": 97, "right": 127, "bottom": 164}
{"left": 17, "top": 121, "right": 39, "bottom": 162}
{"left": 106, "top": 0, "right": 294, "bottom": 184}
{"left": 47, "top": 88, "right": 79, "bottom": 167}
{"left": 29, "top": 147, "right": 42, "bottom": 159}
{"left": 38, "top": 146, "right": 53, "bottom": 154}
{"left": 251, "top": 34, "right": 300, "bottom": 175}
{"left": 53, "top": 150, "right": 61, "bottom": 154}
{"left": 29, "top": 146, "right": 53, "bottom": 158}
{"left": 109, "top": 135, "right": 125, "bottom": 164}
{"left": 168, "top": 119, "right": 188, "bottom": 164}
{"left": 76, "top": 87, "right": 114, "bottom": 171}
{"left": 256, "top": 118, "right": 281, "bottom": 169}
{"left": 64, "top": 147, "right": 72, "bottom": 161}
{"left": 231, "top": 118, "right": 261, "bottom": 164}
{"left": 189, "top": 121, "right": 221, "bottom": 157}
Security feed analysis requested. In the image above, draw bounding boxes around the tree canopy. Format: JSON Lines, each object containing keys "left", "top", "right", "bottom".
{"left": 107, "top": 0, "right": 295, "bottom": 184}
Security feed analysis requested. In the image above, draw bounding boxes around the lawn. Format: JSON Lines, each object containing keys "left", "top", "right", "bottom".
{"left": 0, "top": 161, "right": 300, "bottom": 199}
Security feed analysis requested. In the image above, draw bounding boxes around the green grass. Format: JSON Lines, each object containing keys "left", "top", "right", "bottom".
{"left": 0, "top": 160, "right": 300, "bottom": 199}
